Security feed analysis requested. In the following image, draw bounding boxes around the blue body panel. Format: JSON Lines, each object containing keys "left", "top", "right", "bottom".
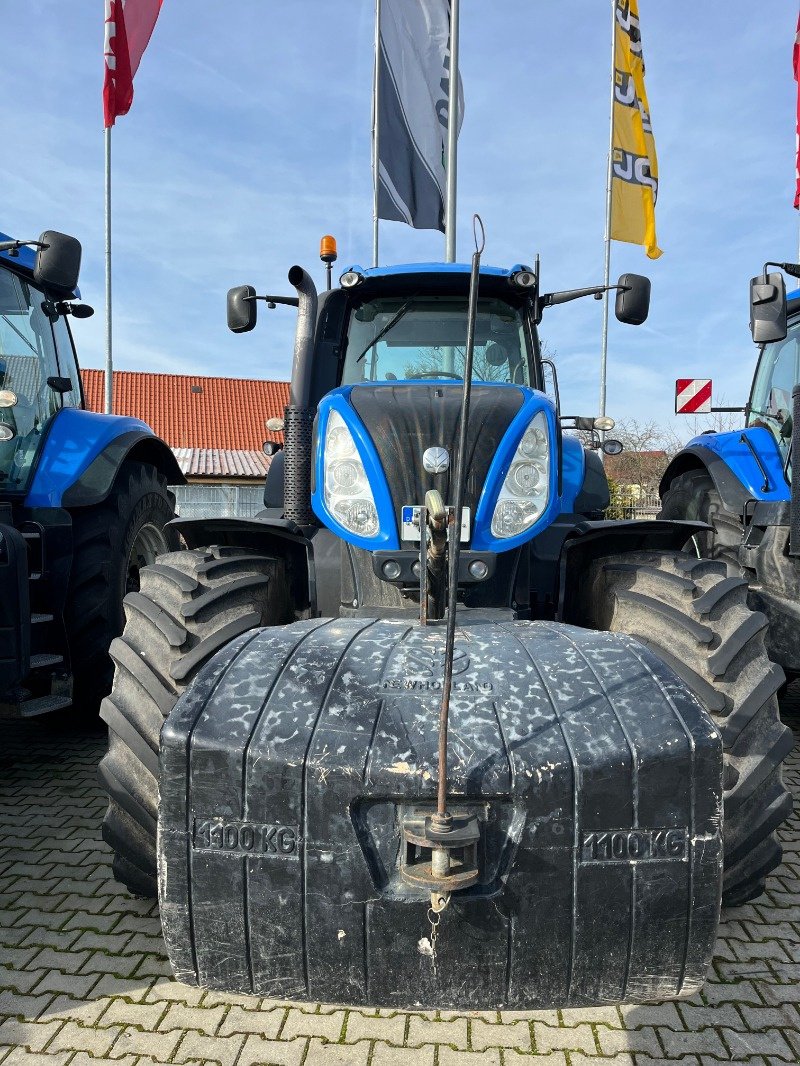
{"left": 471, "top": 388, "right": 560, "bottom": 552}
{"left": 560, "top": 436, "right": 586, "bottom": 513}
{"left": 683, "top": 427, "right": 789, "bottom": 502}
{"left": 312, "top": 387, "right": 401, "bottom": 551}
{"left": 313, "top": 382, "right": 588, "bottom": 553}
{"left": 25, "top": 408, "right": 156, "bottom": 508}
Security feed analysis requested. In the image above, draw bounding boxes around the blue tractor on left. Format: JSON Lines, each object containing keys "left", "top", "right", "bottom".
{"left": 0, "top": 228, "right": 182, "bottom": 718}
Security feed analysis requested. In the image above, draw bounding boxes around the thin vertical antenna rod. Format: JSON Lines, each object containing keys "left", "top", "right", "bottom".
{"left": 435, "top": 214, "right": 484, "bottom": 822}
{"left": 444, "top": 0, "right": 460, "bottom": 263}
{"left": 372, "top": 0, "right": 382, "bottom": 268}
{"left": 104, "top": 126, "right": 113, "bottom": 415}
{"left": 598, "top": 0, "right": 616, "bottom": 424}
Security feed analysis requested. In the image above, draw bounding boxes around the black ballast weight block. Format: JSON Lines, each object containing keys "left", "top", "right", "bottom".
{"left": 159, "top": 618, "right": 723, "bottom": 1009}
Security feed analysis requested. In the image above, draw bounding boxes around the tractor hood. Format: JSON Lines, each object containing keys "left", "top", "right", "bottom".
{"left": 311, "top": 382, "right": 560, "bottom": 552}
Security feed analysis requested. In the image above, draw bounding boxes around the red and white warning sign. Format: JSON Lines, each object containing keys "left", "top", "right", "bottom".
{"left": 675, "top": 378, "right": 712, "bottom": 414}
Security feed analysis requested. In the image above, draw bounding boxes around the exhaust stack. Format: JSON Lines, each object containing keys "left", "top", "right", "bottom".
{"left": 284, "top": 266, "right": 318, "bottom": 525}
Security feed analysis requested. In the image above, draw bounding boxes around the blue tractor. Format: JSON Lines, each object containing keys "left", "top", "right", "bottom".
{"left": 660, "top": 264, "right": 800, "bottom": 682}
{"left": 0, "top": 229, "right": 182, "bottom": 718}
{"left": 99, "top": 247, "right": 791, "bottom": 1008}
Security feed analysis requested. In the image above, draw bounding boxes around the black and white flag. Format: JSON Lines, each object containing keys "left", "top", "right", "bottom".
{"left": 376, "top": 0, "right": 464, "bottom": 232}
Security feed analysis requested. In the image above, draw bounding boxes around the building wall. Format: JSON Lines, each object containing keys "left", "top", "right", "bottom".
{"left": 172, "top": 482, "right": 265, "bottom": 518}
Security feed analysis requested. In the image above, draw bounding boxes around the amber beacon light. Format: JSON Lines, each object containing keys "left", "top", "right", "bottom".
{"left": 320, "top": 235, "right": 337, "bottom": 290}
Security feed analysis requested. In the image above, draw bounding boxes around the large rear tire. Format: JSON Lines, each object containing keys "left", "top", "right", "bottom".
{"left": 98, "top": 546, "right": 290, "bottom": 897}
{"left": 584, "top": 549, "right": 793, "bottom": 906}
{"left": 659, "top": 469, "right": 743, "bottom": 574}
{"left": 66, "top": 460, "right": 178, "bottom": 715}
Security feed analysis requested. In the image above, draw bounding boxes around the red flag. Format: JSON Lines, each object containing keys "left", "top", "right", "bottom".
{"left": 794, "top": 11, "right": 800, "bottom": 208}
{"left": 103, "top": 0, "right": 163, "bottom": 128}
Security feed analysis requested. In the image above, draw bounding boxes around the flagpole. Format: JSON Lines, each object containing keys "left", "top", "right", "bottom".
{"left": 372, "top": 0, "right": 382, "bottom": 268}
{"left": 104, "top": 125, "right": 113, "bottom": 415}
{"left": 599, "top": 0, "right": 616, "bottom": 423}
{"left": 444, "top": 0, "right": 460, "bottom": 263}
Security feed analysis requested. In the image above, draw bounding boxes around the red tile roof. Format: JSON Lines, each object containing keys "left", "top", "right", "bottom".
{"left": 80, "top": 369, "right": 289, "bottom": 449}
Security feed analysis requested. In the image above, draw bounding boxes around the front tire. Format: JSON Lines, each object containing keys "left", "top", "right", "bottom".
{"left": 66, "top": 460, "right": 178, "bottom": 715}
{"left": 584, "top": 550, "right": 793, "bottom": 906}
{"left": 98, "top": 546, "right": 290, "bottom": 897}
{"left": 659, "top": 469, "right": 743, "bottom": 574}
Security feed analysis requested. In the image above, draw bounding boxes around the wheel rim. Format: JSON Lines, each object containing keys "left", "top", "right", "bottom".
{"left": 126, "top": 523, "right": 168, "bottom": 594}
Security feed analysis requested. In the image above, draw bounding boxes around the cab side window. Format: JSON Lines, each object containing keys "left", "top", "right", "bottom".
{"left": 749, "top": 328, "right": 800, "bottom": 452}
{"left": 51, "top": 313, "right": 83, "bottom": 408}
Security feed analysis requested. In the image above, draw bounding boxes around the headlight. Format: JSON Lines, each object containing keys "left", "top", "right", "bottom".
{"left": 323, "top": 410, "right": 379, "bottom": 537}
{"left": 491, "top": 411, "right": 550, "bottom": 538}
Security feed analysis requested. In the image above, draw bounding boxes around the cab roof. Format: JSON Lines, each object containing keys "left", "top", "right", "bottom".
{"left": 338, "top": 261, "right": 535, "bottom": 302}
{"left": 344, "top": 262, "right": 532, "bottom": 279}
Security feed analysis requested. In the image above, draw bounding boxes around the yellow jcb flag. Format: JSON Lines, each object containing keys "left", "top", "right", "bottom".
{"left": 610, "top": 0, "right": 661, "bottom": 259}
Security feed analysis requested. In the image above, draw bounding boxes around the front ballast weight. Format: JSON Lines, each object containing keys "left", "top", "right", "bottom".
{"left": 158, "top": 618, "right": 723, "bottom": 1009}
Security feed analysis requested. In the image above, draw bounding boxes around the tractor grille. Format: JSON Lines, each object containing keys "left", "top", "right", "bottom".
{"left": 349, "top": 384, "right": 524, "bottom": 537}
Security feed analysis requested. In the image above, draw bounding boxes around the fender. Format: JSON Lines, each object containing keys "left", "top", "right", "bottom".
{"left": 555, "top": 517, "right": 709, "bottom": 625}
{"left": 25, "top": 408, "right": 184, "bottom": 509}
{"left": 660, "top": 428, "right": 790, "bottom": 513}
{"left": 173, "top": 515, "right": 341, "bottom": 619}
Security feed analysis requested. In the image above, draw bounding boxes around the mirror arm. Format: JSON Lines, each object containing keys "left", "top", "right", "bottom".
{"left": 0, "top": 238, "right": 46, "bottom": 257}
{"left": 248, "top": 294, "right": 299, "bottom": 309}
{"left": 542, "top": 283, "right": 626, "bottom": 307}
{"left": 764, "top": 260, "right": 800, "bottom": 281}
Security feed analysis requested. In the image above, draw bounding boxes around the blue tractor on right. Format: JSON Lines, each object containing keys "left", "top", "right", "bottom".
{"left": 660, "top": 264, "right": 800, "bottom": 681}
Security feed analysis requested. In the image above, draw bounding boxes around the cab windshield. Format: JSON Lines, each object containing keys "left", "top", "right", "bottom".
{"left": 748, "top": 316, "right": 800, "bottom": 467}
{"left": 0, "top": 269, "right": 63, "bottom": 492}
{"left": 341, "top": 295, "right": 532, "bottom": 385}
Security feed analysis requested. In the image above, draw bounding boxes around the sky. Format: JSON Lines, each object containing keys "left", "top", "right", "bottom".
{"left": 1, "top": 1, "right": 798, "bottom": 438}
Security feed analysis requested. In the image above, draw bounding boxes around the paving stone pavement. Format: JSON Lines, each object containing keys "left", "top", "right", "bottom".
{"left": 1, "top": 690, "right": 798, "bottom": 1066}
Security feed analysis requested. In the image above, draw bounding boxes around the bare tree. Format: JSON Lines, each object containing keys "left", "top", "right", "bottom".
{"left": 605, "top": 418, "right": 677, "bottom": 494}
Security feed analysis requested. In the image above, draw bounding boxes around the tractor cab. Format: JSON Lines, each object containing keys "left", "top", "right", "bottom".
{"left": 337, "top": 265, "right": 539, "bottom": 386}
{"left": 747, "top": 289, "right": 800, "bottom": 466}
{"left": 0, "top": 231, "right": 85, "bottom": 494}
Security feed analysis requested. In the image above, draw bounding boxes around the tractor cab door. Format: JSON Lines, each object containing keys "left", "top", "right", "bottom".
{"left": 0, "top": 269, "right": 65, "bottom": 493}
{"left": 748, "top": 313, "right": 800, "bottom": 470}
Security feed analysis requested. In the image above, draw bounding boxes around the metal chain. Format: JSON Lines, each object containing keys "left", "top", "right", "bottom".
{"left": 427, "top": 907, "right": 441, "bottom": 976}
{"left": 426, "top": 893, "right": 449, "bottom": 976}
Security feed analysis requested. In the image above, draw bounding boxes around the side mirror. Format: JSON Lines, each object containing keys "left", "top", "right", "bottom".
{"left": 227, "top": 285, "right": 257, "bottom": 333}
{"left": 615, "top": 273, "right": 650, "bottom": 325}
{"left": 750, "top": 272, "right": 787, "bottom": 343}
{"left": 602, "top": 439, "right": 623, "bottom": 455}
{"left": 33, "top": 231, "right": 81, "bottom": 294}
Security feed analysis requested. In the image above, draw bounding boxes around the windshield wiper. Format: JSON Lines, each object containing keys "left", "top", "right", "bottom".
{"left": 354, "top": 294, "right": 418, "bottom": 363}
